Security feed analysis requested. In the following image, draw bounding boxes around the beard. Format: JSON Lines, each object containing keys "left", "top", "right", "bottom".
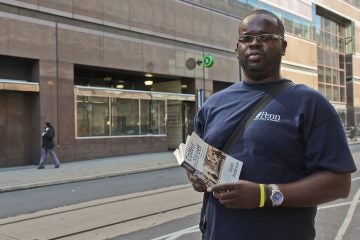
{"left": 239, "top": 52, "right": 282, "bottom": 81}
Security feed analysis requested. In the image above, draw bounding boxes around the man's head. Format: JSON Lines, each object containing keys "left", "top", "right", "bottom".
{"left": 236, "top": 9, "right": 287, "bottom": 83}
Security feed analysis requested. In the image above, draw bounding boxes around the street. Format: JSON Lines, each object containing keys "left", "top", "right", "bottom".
{"left": 0, "top": 145, "right": 359, "bottom": 239}
{"left": 113, "top": 170, "right": 360, "bottom": 240}
{"left": 0, "top": 168, "right": 189, "bottom": 219}
{"left": 1, "top": 0, "right": 360, "bottom": 239}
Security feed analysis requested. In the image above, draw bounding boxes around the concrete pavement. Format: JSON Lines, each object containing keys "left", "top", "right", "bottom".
{"left": 0, "top": 151, "right": 178, "bottom": 193}
{"left": 0, "top": 184, "right": 202, "bottom": 240}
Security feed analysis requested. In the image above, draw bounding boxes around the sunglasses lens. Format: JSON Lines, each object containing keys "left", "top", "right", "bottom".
{"left": 238, "top": 35, "right": 253, "bottom": 43}
{"left": 258, "top": 35, "right": 272, "bottom": 42}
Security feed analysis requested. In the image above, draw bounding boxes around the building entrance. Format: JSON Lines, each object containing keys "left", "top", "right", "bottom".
{"left": 167, "top": 100, "right": 195, "bottom": 149}
{"left": 0, "top": 91, "right": 37, "bottom": 167}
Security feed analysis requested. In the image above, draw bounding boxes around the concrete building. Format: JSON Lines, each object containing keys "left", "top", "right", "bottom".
{"left": 0, "top": 0, "right": 359, "bottom": 167}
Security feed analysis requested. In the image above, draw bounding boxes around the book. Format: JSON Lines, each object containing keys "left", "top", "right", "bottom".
{"left": 173, "top": 132, "right": 243, "bottom": 188}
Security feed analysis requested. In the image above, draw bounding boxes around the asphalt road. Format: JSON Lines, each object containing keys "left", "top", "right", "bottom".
{"left": 115, "top": 144, "right": 360, "bottom": 240}
{"left": 114, "top": 173, "right": 360, "bottom": 240}
{"left": 1, "top": 144, "right": 359, "bottom": 239}
{"left": 0, "top": 167, "right": 189, "bottom": 219}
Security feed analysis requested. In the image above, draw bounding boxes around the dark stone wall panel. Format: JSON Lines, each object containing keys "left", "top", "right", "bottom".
{"left": 0, "top": 91, "right": 37, "bottom": 167}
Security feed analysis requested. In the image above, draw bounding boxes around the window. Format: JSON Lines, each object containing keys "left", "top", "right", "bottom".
{"left": 332, "top": 69, "right": 339, "bottom": 85}
{"left": 338, "top": 37, "right": 345, "bottom": 53}
{"left": 284, "top": 13, "right": 293, "bottom": 33}
{"left": 332, "top": 35, "right": 337, "bottom": 50}
{"left": 325, "top": 67, "right": 332, "bottom": 84}
{"left": 140, "top": 100, "right": 165, "bottom": 135}
{"left": 77, "top": 96, "right": 110, "bottom": 137}
{"left": 183, "top": 0, "right": 313, "bottom": 41}
{"left": 111, "top": 98, "right": 139, "bottom": 136}
{"left": 340, "top": 87, "right": 346, "bottom": 102}
{"left": 339, "top": 54, "right": 345, "bottom": 69}
{"left": 247, "top": 0, "right": 259, "bottom": 9}
{"left": 77, "top": 96, "right": 165, "bottom": 137}
{"left": 326, "top": 85, "right": 332, "bottom": 99}
{"left": 344, "top": 0, "right": 360, "bottom": 8}
{"left": 319, "top": 84, "right": 325, "bottom": 96}
{"left": 333, "top": 86, "right": 340, "bottom": 102}
{"left": 338, "top": 25, "right": 345, "bottom": 35}
{"left": 324, "top": 32, "right": 331, "bottom": 48}
{"left": 340, "top": 71, "right": 345, "bottom": 85}
{"left": 293, "top": 16, "right": 303, "bottom": 36}
{"left": 317, "top": 30, "right": 324, "bottom": 47}
{"left": 316, "top": 12, "right": 349, "bottom": 104}
{"left": 324, "top": 19, "right": 331, "bottom": 32}
{"left": 303, "top": 21, "right": 312, "bottom": 40}
{"left": 0, "top": 55, "right": 37, "bottom": 82}
{"left": 330, "top": 51, "right": 339, "bottom": 68}
{"left": 318, "top": 66, "right": 324, "bottom": 83}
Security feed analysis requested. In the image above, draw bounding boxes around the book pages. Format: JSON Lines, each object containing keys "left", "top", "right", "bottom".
{"left": 173, "top": 132, "right": 243, "bottom": 188}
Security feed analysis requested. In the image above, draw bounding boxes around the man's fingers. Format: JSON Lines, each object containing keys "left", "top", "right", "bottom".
{"left": 213, "top": 189, "right": 233, "bottom": 199}
{"left": 193, "top": 183, "right": 206, "bottom": 192}
{"left": 186, "top": 171, "right": 208, "bottom": 192}
{"left": 212, "top": 183, "right": 235, "bottom": 192}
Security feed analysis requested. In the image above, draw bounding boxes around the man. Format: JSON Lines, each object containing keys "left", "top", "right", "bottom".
{"left": 187, "top": 9, "right": 357, "bottom": 240}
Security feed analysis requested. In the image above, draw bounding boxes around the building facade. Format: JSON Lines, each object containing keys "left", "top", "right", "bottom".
{"left": 0, "top": 0, "right": 359, "bottom": 167}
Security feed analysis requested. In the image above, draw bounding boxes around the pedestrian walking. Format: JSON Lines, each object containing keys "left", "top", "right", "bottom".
{"left": 187, "top": 9, "right": 357, "bottom": 240}
{"left": 37, "top": 122, "right": 60, "bottom": 169}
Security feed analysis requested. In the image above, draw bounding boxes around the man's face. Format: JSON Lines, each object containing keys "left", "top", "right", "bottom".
{"left": 236, "top": 13, "right": 287, "bottom": 81}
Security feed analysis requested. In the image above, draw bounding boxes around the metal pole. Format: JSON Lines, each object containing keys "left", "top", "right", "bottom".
{"left": 202, "top": 56, "right": 205, "bottom": 100}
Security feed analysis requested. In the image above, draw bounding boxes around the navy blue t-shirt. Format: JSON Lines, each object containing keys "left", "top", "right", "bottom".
{"left": 194, "top": 80, "right": 356, "bottom": 240}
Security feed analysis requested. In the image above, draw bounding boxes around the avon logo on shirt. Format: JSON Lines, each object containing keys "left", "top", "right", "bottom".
{"left": 254, "top": 111, "right": 281, "bottom": 122}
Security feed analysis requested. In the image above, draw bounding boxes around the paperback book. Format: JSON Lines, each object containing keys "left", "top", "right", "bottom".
{"left": 173, "top": 132, "right": 243, "bottom": 188}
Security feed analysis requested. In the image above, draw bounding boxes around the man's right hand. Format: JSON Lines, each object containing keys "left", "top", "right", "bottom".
{"left": 187, "top": 170, "right": 207, "bottom": 192}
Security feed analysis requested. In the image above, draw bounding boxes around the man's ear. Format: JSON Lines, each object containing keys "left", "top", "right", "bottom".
{"left": 282, "top": 40, "right": 287, "bottom": 56}
{"left": 235, "top": 42, "right": 239, "bottom": 56}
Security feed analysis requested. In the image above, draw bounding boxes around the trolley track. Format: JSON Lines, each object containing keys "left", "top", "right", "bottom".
{"left": 0, "top": 184, "right": 202, "bottom": 240}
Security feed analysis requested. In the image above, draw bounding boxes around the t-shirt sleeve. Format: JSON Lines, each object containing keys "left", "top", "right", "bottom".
{"left": 304, "top": 114, "right": 357, "bottom": 174}
{"left": 194, "top": 107, "right": 205, "bottom": 138}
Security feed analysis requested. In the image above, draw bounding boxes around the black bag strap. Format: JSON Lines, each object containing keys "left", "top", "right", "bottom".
{"left": 222, "top": 80, "right": 295, "bottom": 153}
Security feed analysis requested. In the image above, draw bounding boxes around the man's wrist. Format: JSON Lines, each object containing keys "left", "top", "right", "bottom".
{"left": 259, "top": 184, "right": 286, "bottom": 208}
{"left": 267, "top": 184, "right": 284, "bottom": 207}
{"left": 264, "top": 184, "right": 272, "bottom": 207}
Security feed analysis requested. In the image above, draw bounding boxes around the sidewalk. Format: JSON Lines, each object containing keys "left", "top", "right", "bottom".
{"left": 348, "top": 137, "right": 360, "bottom": 144}
{"left": 0, "top": 151, "right": 178, "bottom": 193}
{"left": 1, "top": 138, "right": 358, "bottom": 193}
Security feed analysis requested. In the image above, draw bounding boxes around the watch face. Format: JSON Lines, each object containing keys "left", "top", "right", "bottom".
{"left": 272, "top": 192, "right": 284, "bottom": 205}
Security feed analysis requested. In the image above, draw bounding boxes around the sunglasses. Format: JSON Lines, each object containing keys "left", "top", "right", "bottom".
{"left": 237, "top": 34, "right": 284, "bottom": 43}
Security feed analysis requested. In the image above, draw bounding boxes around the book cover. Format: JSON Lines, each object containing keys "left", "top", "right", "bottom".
{"left": 173, "top": 132, "right": 243, "bottom": 188}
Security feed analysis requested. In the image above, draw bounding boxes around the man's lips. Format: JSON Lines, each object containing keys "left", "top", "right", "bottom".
{"left": 248, "top": 54, "right": 262, "bottom": 61}
{"left": 246, "top": 51, "right": 264, "bottom": 61}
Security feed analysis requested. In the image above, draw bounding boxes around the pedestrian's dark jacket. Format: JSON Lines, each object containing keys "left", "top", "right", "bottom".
{"left": 42, "top": 127, "right": 55, "bottom": 149}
